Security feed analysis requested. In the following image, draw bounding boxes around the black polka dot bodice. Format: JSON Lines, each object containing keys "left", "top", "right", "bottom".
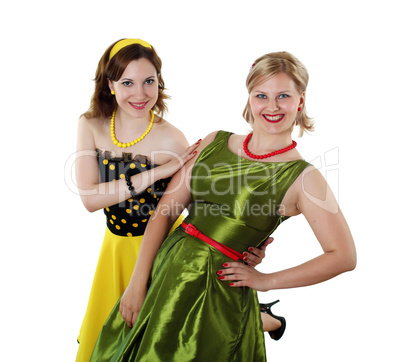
{"left": 97, "top": 149, "right": 171, "bottom": 237}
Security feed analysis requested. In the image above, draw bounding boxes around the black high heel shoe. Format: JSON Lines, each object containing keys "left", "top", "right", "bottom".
{"left": 260, "top": 300, "right": 286, "bottom": 341}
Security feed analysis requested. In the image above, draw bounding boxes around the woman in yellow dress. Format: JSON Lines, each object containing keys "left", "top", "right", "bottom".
{"left": 75, "top": 38, "right": 199, "bottom": 361}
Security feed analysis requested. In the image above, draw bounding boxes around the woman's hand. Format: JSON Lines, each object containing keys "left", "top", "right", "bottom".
{"left": 119, "top": 283, "right": 147, "bottom": 328}
{"left": 217, "top": 262, "right": 270, "bottom": 292}
{"left": 242, "top": 237, "right": 274, "bottom": 268}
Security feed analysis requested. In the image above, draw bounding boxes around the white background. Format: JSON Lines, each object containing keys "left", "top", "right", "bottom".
{"left": 1, "top": 0, "right": 401, "bottom": 361}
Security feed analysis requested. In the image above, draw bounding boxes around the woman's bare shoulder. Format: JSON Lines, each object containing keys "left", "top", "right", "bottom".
{"left": 78, "top": 114, "right": 108, "bottom": 130}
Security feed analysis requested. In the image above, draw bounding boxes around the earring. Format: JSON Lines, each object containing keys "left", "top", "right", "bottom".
{"left": 111, "top": 90, "right": 115, "bottom": 95}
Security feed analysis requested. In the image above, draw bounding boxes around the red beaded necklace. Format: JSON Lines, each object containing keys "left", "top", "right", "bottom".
{"left": 243, "top": 133, "right": 297, "bottom": 159}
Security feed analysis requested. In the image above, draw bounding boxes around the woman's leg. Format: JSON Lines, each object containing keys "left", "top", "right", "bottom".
{"left": 261, "top": 312, "right": 282, "bottom": 331}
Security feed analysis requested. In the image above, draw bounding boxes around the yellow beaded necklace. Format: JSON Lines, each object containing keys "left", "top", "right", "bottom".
{"left": 110, "top": 110, "right": 154, "bottom": 148}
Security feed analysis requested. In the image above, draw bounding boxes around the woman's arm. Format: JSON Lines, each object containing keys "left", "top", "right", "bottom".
{"left": 119, "top": 132, "right": 218, "bottom": 327}
{"left": 218, "top": 167, "right": 356, "bottom": 291}
{"left": 75, "top": 116, "right": 197, "bottom": 212}
{"left": 119, "top": 163, "right": 193, "bottom": 326}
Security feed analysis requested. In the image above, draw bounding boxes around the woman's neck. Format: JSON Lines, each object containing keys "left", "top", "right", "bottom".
{"left": 247, "top": 131, "right": 293, "bottom": 154}
{"left": 114, "top": 108, "right": 152, "bottom": 130}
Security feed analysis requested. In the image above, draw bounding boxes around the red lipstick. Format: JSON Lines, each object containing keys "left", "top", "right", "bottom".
{"left": 263, "top": 114, "right": 284, "bottom": 123}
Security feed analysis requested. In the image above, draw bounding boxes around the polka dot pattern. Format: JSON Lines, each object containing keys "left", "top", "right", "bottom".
{"left": 96, "top": 149, "right": 171, "bottom": 237}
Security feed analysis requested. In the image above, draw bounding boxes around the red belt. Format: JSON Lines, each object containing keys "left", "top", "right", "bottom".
{"left": 182, "top": 222, "right": 244, "bottom": 261}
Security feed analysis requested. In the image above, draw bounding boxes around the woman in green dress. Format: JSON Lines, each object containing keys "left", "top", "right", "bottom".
{"left": 90, "top": 51, "right": 356, "bottom": 361}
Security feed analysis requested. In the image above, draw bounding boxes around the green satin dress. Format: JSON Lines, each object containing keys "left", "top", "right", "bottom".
{"left": 90, "top": 131, "right": 311, "bottom": 362}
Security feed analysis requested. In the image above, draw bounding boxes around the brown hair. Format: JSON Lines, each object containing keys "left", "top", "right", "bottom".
{"left": 83, "top": 39, "right": 169, "bottom": 119}
{"left": 243, "top": 51, "right": 314, "bottom": 137}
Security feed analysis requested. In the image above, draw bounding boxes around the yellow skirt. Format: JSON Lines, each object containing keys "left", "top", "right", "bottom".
{"left": 76, "top": 216, "right": 184, "bottom": 362}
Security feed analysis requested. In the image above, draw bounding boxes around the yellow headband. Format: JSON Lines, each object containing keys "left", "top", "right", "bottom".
{"left": 109, "top": 38, "right": 152, "bottom": 60}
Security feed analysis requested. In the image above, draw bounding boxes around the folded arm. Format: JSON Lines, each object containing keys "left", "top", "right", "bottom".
{"left": 75, "top": 116, "right": 196, "bottom": 212}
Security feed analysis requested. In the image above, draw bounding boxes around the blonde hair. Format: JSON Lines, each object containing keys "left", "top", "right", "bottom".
{"left": 243, "top": 51, "right": 314, "bottom": 137}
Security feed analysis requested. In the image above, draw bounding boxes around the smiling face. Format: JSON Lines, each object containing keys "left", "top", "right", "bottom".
{"left": 108, "top": 58, "right": 159, "bottom": 119}
{"left": 249, "top": 72, "right": 304, "bottom": 136}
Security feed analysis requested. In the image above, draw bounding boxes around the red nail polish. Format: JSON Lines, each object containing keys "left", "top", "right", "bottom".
{"left": 243, "top": 252, "right": 248, "bottom": 256}
{"left": 218, "top": 276, "right": 225, "bottom": 280}
{"left": 229, "top": 283, "right": 234, "bottom": 286}
{"left": 243, "top": 257, "right": 247, "bottom": 261}
{"left": 217, "top": 270, "right": 223, "bottom": 275}
{"left": 248, "top": 247, "right": 253, "bottom": 252}
{"left": 222, "top": 263, "right": 228, "bottom": 267}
